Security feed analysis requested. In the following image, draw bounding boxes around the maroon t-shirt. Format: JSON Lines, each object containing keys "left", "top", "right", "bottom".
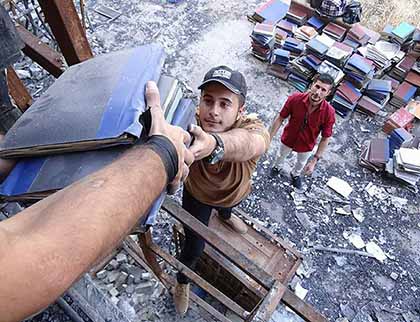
{"left": 279, "top": 92, "right": 336, "bottom": 152}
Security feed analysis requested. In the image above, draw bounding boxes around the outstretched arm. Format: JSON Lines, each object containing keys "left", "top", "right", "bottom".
{"left": 0, "top": 81, "right": 194, "bottom": 322}
{"left": 269, "top": 114, "right": 285, "bottom": 141}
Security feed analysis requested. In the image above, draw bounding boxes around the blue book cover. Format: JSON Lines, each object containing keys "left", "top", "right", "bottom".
{"left": 392, "top": 22, "right": 415, "bottom": 39}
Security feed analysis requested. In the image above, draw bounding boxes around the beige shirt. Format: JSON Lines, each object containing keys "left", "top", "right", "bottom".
{"left": 185, "top": 113, "right": 270, "bottom": 208}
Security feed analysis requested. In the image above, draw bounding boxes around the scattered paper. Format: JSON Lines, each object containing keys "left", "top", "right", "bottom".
{"left": 295, "top": 281, "right": 309, "bottom": 300}
{"left": 366, "top": 241, "right": 387, "bottom": 262}
{"left": 336, "top": 207, "right": 351, "bottom": 215}
{"left": 364, "top": 183, "right": 389, "bottom": 200}
{"left": 348, "top": 233, "right": 365, "bottom": 249}
{"left": 390, "top": 196, "right": 408, "bottom": 209}
{"left": 352, "top": 208, "right": 365, "bottom": 222}
{"left": 327, "top": 176, "right": 353, "bottom": 199}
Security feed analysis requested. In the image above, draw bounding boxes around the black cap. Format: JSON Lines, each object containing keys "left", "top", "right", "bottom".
{"left": 198, "top": 66, "right": 247, "bottom": 102}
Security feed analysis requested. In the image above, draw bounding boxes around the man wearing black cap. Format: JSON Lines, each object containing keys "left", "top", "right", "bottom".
{"left": 173, "top": 66, "right": 270, "bottom": 315}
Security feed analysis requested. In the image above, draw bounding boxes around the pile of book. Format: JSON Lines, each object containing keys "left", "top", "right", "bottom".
{"left": 356, "top": 95, "right": 384, "bottom": 116}
{"left": 251, "top": 22, "right": 276, "bottom": 61}
{"left": 306, "top": 34, "right": 335, "bottom": 59}
{"left": 388, "top": 55, "right": 416, "bottom": 82}
{"left": 381, "top": 24, "right": 394, "bottom": 41}
{"left": 383, "top": 107, "right": 415, "bottom": 134}
{"left": 288, "top": 55, "right": 316, "bottom": 84}
{"left": 267, "top": 48, "right": 290, "bottom": 80}
{"left": 283, "top": 37, "right": 304, "bottom": 58}
{"left": 318, "top": 60, "right": 345, "bottom": 85}
{"left": 387, "top": 146, "right": 420, "bottom": 186}
{"left": 325, "top": 42, "right": 353, "bottom": 67}
{"left": 248, "top": 0, "right": 290, "bottom": 24}
{"left": 277, "top": 19, "right": 297, "bottom": 37}
{"left": 389, "top": 128, "right": 413, "bottom": 155}
{"left": 359, "top": 138, "right": 390, "bottom": 172}
{"left": 294, "top": 25, "right": 317, "bottom": 42}
{"left": 405, "top": 68, "right": 420, "bottom": 88}
{"left": 343, "top": 24, "right": 371, "bottom": 48}
{"left": 285, "top": 4, "right": 309, "bottom": 26}
{"left": 332, "top": 81, "right": 362, "bottom": 117}
{"left": 366, "top": 40, "right": 402, "bottom": 73}
{"left": 391, "top": 22, "right": 416, "bottom": 46}
{"left": 344, "top": 53, "right": 375, "bottom": 88}
{"left": 275, "top": 26, "right": 289, "bottom": 47}
{"left": 406, "top": 99, "right": 420, "bottom": 120}
{"left": 410, "top": 29, "right": 420, "bottom": 57}
{"left": 307, "top": 15, "right": 325, "bottom": 32}
{"left": 364, "top": 79, "right": 392, "bottom": 107}
{"left": 300, "top": 54, "right": 322, "bottom": 72}
{"left": 323, "top": 22, "right": 347, "bottom": 42}
{"left": 389, "top": 81, "right": 418, "bottom": 108}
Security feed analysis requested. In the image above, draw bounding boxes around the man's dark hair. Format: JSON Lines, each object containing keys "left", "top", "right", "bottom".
{"left": 313, "top": 73, "right": 335, "bottom": 86}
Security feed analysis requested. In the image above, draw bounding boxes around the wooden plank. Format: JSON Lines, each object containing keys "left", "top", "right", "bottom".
{"left": 137, "top": 231, "right": 163, "bottom": 279}
{"left": 38, "top": 0, "right": 93, "bottom": 66}
{"left": 124, "top": 238, "right": 233, "bottom": 322}
{"left": 149, "top": 243, "right": 249, "bottom": 320}
{"left": 248, "top": 281, "right": 286, "bottom": 322}
{"left": 6, "top": 67, "right": 32, "bottom": 112}
{"left": 16, "top": 25, "right": 63, "bottom": 77}
{"left": 163, "top": 198, "right": 275, "bottom": 290}
{"left": 282, "top": 289, "right": 328, "bottom": 322}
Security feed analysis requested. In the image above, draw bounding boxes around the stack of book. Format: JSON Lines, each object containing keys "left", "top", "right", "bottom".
{"left": 406, "top": 99, "right": 420, "bottom": 120}
{"left": 267, "top": 48, "right": 290, "bottom": 80}
{"left": 307, "top": 15, "right": 325, "bottom": 32}
{"left": 388, "top": 55, "right": 416, "bottom": 82}
{"left": 383, "top": 107, "right": 415, "bottom": 134}
{"left": 277, "top": 19, "right": 297, "bottom": 37}
{"left": 318, "top": 60, "right": 345, "bottom": 85}
{"left": 389, "top": 128, "right": 413, "bottom": 156}
{"left": 359, "top": 138, "right": 390, "bottom": 172}
{"left": 274, "top": 27, "right": 289, "bottom": 47}
{"left": 389, "top": 81, "right": 417, "bottom": 108}
{"left": 343, "top": 24, "right": 371, "bottom": 48}
{"left": 332, "top": 81, "right": 362, "bottom": 117}
{"left": 381, "top": 74, "right": 400, "bottom": 92}
{"left": 323, "top": 22, "right": 347, "bottom": 42}
{"left": 283, "top": 37, "right": 305, "bottom": 58}
{"left": 300, "top": 54, "right": 322, "bottom": 72}
{"left": 366, "top": 40, "right": 402, "bottom": 73}
{"left": 409, "top": 29, "right": 420, "bottom": 57}
{"left": 288, "top": 56, "right": 316, "bottom": 83}
{"left": 325, "top": 42, "right": 353, "bottom": 67}
{"left": 248, "top": 0, "right": 291, "bottom": 24}
{"left": 344, "top": 53, "right": 375, "bottom": 88}
{"left": 250, "top": 22, "right": 276, "bottom": 61}
{"left": 356, "top": 95, "right": 384, "bottom": 116}
{"left": 389, "top": 147, "right": 420, "bottom": 186}
{"left": 306, "top": 34, "right": 335, "bottom": 59}
{"left": 364, "top": 79, "right": 392, "bottom": 107}
{"left": 391, "top": 22, "right": 416, "bottom": 46}
{"left": 288, "top": 72, "right": 311, "bottom": 92}
{"left": 405, "top": 69, "right": 420, "bottom": 88}
{"left": 285, "top": 5, "right": 309, "bottom": 26}
{"left": 295, "top": 25, "right": 317, "bottom": 42}
{"left": 381, "top": 24, "right": 394, "bottom": 41}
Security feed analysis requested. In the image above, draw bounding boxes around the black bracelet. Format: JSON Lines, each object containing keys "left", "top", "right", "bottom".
{"left": 145, "top": 135, "right": 178, "bottom": 184}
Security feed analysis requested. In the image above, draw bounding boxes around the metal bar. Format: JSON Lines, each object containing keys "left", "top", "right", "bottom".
{"left": 247, "top": 281, "right": 286, "bottom": 322}
{"left": 149, "top": 243, "right": 249, "bottom": 320}
{"left": 163, "top": 198, "right": 275, "bottom": 290}
{"left": 16, "top": 25, "right": 63, "bottom": 77}
{"left": 137, "top": 231, "right": 163, "bottom": 279}
{"left": 6, "top": 66, "right": 32, "bottom": 112}
{"left": 38, "top": 0, "right": 93, "bottom": 66}
{"left": 282, "top": 289, "right": 328, "bottom": 322}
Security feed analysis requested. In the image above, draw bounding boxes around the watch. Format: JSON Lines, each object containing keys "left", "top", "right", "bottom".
{"left": 206, "top": 133, "right": 224, "bottom": 165}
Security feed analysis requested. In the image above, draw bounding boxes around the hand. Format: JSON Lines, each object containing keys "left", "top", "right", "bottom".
{"left": 145, "top": 81, "right": 194, "bottom": 194}
{"left": 303, "top": 158, "right": 317, "bottom": 175}
{"left": 188, "top": 124, "right": 217, "bottom": 161}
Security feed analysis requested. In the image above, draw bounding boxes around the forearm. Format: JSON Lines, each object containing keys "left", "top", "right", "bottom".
{"left": 269, "top": 115, "right": 284, "bottom": 140}
{"left": 0, "top": 146, "right": 167, "bottom": 321}
{"left": 314, "top": 137, "right": 330, "bottom": 158}
{"left": 219, "top": 128, "right": 266, "bottom": 162}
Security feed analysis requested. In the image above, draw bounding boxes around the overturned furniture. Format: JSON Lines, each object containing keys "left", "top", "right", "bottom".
{"left": 126, "top": 197, "right": 327, "bottom": 322}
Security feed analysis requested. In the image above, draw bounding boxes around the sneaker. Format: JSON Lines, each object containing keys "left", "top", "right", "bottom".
{"left": 291, "top": 175, "right": 303, "bottom": 190}
{"left": 220, "top": 214, "right": 248, "bottom": 234}
{"left": 173, "top": 282, "right": 190, "bottom": 315}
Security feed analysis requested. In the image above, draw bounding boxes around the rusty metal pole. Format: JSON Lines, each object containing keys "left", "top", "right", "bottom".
{"left": 5, "top": 67, "right": 32, "bottom": 112}
{"left": 38, "top": 0, "right": 93, "bottom": 66}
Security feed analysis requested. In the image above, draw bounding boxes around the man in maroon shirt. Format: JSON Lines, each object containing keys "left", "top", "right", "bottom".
{"left": 269, "top": 73, "right": 336, "bottom": 189}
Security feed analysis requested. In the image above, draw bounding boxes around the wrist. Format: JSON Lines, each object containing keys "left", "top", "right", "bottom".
{"left": 313, "top": 154, "right": 321, "bottom": 162}
{"left": 207, "top": 133, "right": 217, "bottom": 157}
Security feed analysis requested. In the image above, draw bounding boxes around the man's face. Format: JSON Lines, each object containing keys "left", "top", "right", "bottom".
{"left": 308, "top": 80, "right": 332, "bottom": 106}
{"left": 198, "top": 82, "right": 243, "bottom": 133}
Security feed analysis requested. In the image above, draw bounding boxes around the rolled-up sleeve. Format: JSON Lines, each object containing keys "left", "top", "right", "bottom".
{"left": 322, "top": 109, "right": 336, "bottom": 138}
